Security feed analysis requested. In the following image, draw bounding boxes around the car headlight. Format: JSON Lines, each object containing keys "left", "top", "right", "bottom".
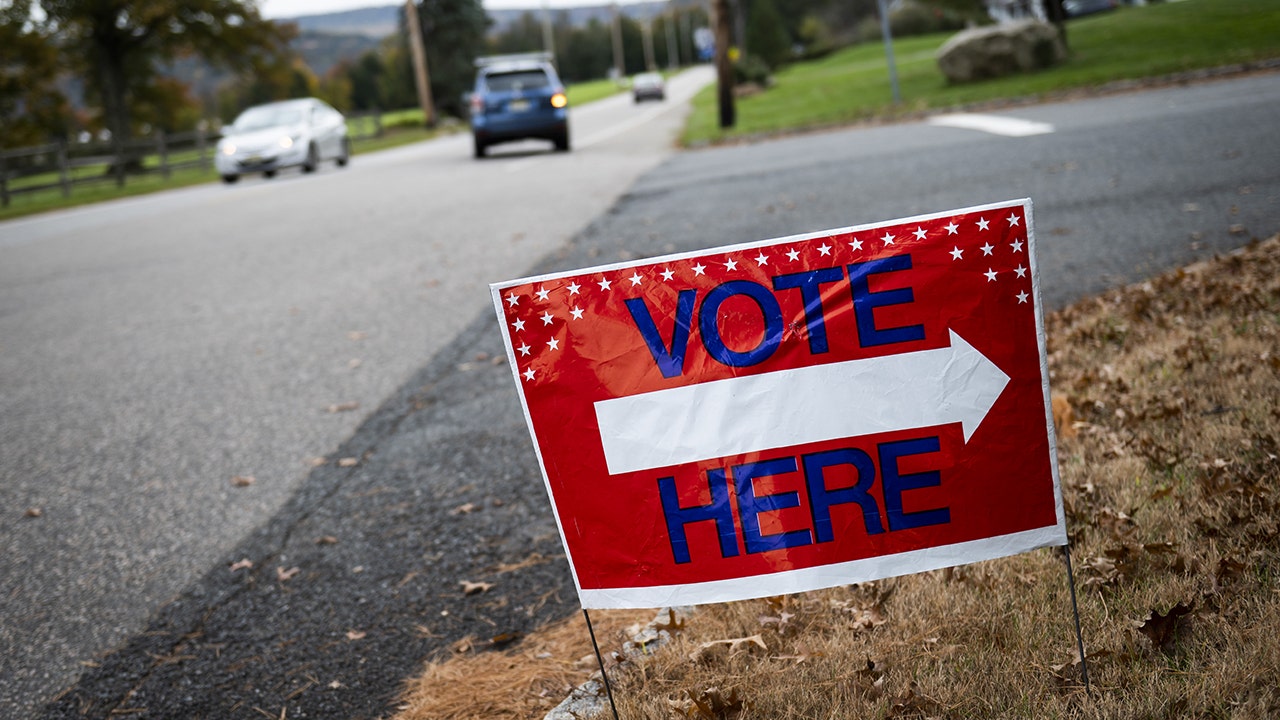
{"left": 278, "top": 136, "right": 294, "bottom": 149}
{"left": 550, "top": 92, "right": 567, "bottom": 109}
{"left": 220, "top": 143, "right": 236, "bottom": 156}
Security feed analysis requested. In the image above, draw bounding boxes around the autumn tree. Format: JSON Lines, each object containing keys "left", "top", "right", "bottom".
{"left": 38, "top": 0, "right": 294, "bottom": 171}
{"left": 0, "top": 0, "right": 70, "bottom": 148}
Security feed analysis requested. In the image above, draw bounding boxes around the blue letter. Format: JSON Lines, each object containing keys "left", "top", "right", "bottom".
{"left": 658, "top": 469, "right": 740, "bottom": 564}
{"left": 803, "top": 448, "right": 884, "bottom": 542}
{"left": 773, "top": 266, "right": 844, "bottom": 354}
{"left": 879, "top": 437, "right": 950, "bottom": 531}
{"left": 699, "top": 280, "right": 784, "bottom": 367}
{"left": 626, "top": 290, "right": 696, "bottom": 378}
{"left": 733, "top": 457, "right": 812, "bottom": 554}
{"left": 847, "top": 255, "right": 925, "bottom": 348}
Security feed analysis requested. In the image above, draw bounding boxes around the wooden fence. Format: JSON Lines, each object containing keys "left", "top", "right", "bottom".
{"left": 0, "top": 111, "right": 386, "bottom": 208}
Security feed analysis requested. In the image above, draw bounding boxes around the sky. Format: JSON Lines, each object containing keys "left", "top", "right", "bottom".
{"left": 259, "top": 0, "right": 605, "bottom": 17}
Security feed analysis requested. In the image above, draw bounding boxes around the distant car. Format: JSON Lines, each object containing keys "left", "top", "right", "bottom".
{"left": 469, "top": 54, "right": 569, "bottom": 158}
{"left": 632, "top": 72, "right": 666, "bottom": 103}
{"left": 216, "top": 98, "right": 350, "bottom": 184}
{"left": 1063, "top": 0, "right": 1117, "bottom": 17}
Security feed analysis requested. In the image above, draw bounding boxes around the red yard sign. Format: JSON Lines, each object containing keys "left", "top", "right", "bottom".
{"left": 491, "top": 200, "right": 1066, "bottom": 609}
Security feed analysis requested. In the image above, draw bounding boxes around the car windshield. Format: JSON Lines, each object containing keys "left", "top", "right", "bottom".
{"left": 484, "top": 70, "right": 550, "bottom": 92}
{"left": 233, "top": 106, "right": 305, "bottom": 132}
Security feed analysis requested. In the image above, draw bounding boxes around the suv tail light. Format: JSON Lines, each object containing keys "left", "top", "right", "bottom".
{"left": 470, "top": 94, "right": 485, "bottom": 115}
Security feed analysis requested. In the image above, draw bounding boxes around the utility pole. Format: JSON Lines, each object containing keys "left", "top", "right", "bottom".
{"left": 404, "top": 0, "right": 437, "bottom": 127}
{"left": 643, "top": 18, "right": 657, "bottom": 71}
{"left": 540, "top": 0, "right": 557, "bottom": 62}
{"left": 665, "top": 9, "right": 679, "bottom": 69}
{"left": 611, "top": 3, "right": 626, "bottom": 81}
{"left": 712, "top": 0, "right": 734, "bottom": 127}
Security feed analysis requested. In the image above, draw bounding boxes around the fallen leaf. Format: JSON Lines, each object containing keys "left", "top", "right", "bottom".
{"left": 306, "top": 457, "right": 327, "bottom": 467}
{"left": 685, "top": 686, "right": 745, "bottom": 719}
{"left": 328, "top": 680, "right": 342, "bottom": 690}
{"left": 451, "top": 636, "right": 475, "bottom": 654}
{"left": 315, "top": 535, "right": 338, "bottom": 545}
{"left": 345, "top": 630, "right": 366, "bottom": 641}
{"left": 1136, "top": 601, "right": 1194, "bottom": 650}
{"left": 326, "top": 401, "right": 359, "bottom": 413}
{"left": 230, "top": 475, "right": 256, "bottom": 487}
{"left": 488, "top": 631, "right": 521, "bottom": 649}
{"left": 229, "top": 558, "right": 253, "bottom": 572}
{"left": 277, "top": 566, "right": 300, "bottom": 583}
{"left": 450, "top": 502, "right": 478, "bottom": 515}
{"left": 461, "top": 580, "right": 494, "bottom": 595}
{"left": 24, "top": 507, "right": 42, "bottom": 518}
{"left": 337, "top": 457, "right": 358, "bottom": 468}
{"left": 653, "top": 607, "right": 686, "bottom": 633}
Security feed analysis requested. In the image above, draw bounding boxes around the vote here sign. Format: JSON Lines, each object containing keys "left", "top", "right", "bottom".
{"left": 491, "top": 199, "right": 1066, "bottom": 609}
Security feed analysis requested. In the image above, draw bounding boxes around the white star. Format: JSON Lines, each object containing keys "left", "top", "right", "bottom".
{"left": 692, "top": 263, "right": 706, "bottom": 276}
{"left": 512, "top": 318, "right": 526, "bottom": 332}
{"left": 985, "top": 268, "right": 998, "bottom": 282}
{"left": 535, "top": 287, "right": 550, "bottom": 301}
{"left": 523, "top": 367, "right": 535, "bottom": 381}
{"left": 661, "top": 268, "right": 674, "bottom": 282}
{"left": 945, "top": 222, "right": 959, "bottom": 235}
{"left": 1017, "top": 291, "right": 1029, "bottom": 304}
{"left": 506, "top": 293, "right": 520, "bottom": 307}
{"left": 817, "top": 243, "right": 832, "bottom": 256}
{"left": 754, "top": 252, "right": 769, "bottom": 266}
{"left": 570, "top": 307, "right": 584, "bottom": 320}
{"left": 950, "top": 247, "right": 963, "bottom": 260}
{"left": 540, "top": 311, "right": 554, "bottom": 325}
{"left": 517, "top": 343, "right": 531, "bottom": 356}
{"left": 850, "top": 238, "right": 863, "bottom": 251}
{"left": 598, "top": 278, "right": 612, "bottom": 291}
{"left": 981, "top": 243, "right": 995, "bottom": 256}
{"left": 724, "top": 258, "right": 738, "bottom": 271}
{"left": 977, "top": 217, "right": 990, "bottom": 231}
{"left": 1014, "top": 264, "right": 1027, "bottom": 278}
{"left": 628, "top": 272, "right": 644, "bottom": 286}
{"left": 1010, "top": 239, "right": 1024, "bottom": 253}
{"left": 913, "top": 227, "right": 927, "bottom": 241}
{"left": 547, "top": 337, "right": 560, "bottom": 351}
{"left": 1007, "top": 213, "right": 1021, "bottom": 227}
{"left": 786, "top": 249, "right": 800, "bottom": 262}
{"left": 881, "top": 232, "right": 895, "bottom": 246}
{"left": 567, "top": 282, "right": 581, "bottom": 296}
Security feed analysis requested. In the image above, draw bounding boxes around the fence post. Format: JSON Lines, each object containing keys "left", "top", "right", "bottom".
{"left": 158, "top": 131, "right": 170, "bottom": 180}
{"left": 57, "top": 140, "right": 71, "bottom": 198}
{"left": 197, "top": 125, "right": 209, "bottom": 172}
{"left": 1, "top": 151, "right": 9, "bottom": 208}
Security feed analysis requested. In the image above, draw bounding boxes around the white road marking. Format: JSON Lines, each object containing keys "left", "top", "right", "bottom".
{"left": 929, "top": 113, "right": 1055, "bottom": 137}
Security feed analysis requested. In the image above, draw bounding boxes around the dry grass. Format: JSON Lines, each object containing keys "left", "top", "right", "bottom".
{"left": 395, "top": 236, "right": 1280, "bottom": 719}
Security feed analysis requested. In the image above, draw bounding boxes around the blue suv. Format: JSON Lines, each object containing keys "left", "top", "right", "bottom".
{"left": 469, "top": 54, "right": 570, "bottom": 158}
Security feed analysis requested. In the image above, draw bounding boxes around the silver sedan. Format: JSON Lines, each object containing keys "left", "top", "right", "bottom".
{"left": 215, "top": 98, "right": 350, "bottom": 184}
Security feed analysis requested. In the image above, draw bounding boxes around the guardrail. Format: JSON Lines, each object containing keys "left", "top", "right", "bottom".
{"left": 0, "top": 110, "right": 388, "bottom": 208}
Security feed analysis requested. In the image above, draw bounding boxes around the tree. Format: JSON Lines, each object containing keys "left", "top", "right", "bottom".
{"left": 0, "top": 0, "right": 70, "bottom": 148}
{"left": 745, "top": 0, "right": 793, "bottom": 69}
{"left": 416, "top": 0, "right": 490, "bottom": 118}
{"left": 39, "top": 0, "right": 294, "bottom": 174}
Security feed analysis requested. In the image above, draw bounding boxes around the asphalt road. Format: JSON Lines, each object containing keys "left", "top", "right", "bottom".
{"left": 5, "top": 69, "right": 1279, "bottom": 718}
{"left": 0, "top": 66, "right": 715, "bottom": 718}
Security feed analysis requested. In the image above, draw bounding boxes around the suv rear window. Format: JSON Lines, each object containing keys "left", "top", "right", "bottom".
{"left": 483, "top": 70, "right": 550, "bottom": 92}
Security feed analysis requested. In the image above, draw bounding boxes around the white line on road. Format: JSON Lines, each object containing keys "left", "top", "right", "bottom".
{"left": 928, "top": 113, "right": 1055, "bottom": 137}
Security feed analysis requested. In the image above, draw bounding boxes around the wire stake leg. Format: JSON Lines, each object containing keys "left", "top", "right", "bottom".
{"left": 583, "top": 608, "right": 622, "bottom": 720}
{"left": 1062, "top": 544, "right": 1091, "bottom": 695}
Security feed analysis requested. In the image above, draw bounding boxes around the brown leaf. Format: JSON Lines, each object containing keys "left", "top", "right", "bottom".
{"left": 276, "top": 566, "right": 300, "bottom": 583}
{"left": 1137, "top": 601, "right": 1194, "bottom": 650}
{"left": 345, "top": 630, "right": 366, "bottom": 641}
{"left": 653, "top": 607, "right": 686, "bottom": 634}
{"left": 337, "top": 457, "right": 358, "bottom": 468}
{"left": 890, "top": 682, "right": 943, "bottom": 717}
{"left": 315, "top": 535, "right": 339, "bottom": 545}
{"left": 450, "top": 502, "right": 478, "bottom": 515}
{"left": 460, "top": 580, "right": 494, "bottom": 596}
{"left": 230, "top": 475, "right": 256, "bottom": 487}
{"left": 24, "top": 507, "right": 42, "bottom": 518}
{"left": 686, "top": 687, "right": 745, "bottom": 719}
{"left": 229, "top": 558, "right": 253, "bottom": 572}
{"left": 488, "top": 631, "right": 521, "bottom": 649}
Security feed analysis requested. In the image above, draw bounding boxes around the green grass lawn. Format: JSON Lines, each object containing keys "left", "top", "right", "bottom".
{"left": 684, "top": 0, "right": 1280, "bottom": 144}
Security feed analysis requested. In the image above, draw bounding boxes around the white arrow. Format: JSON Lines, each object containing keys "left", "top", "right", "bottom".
{"left": 594, "top": 329, "right": 1009, "bottom": 475}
